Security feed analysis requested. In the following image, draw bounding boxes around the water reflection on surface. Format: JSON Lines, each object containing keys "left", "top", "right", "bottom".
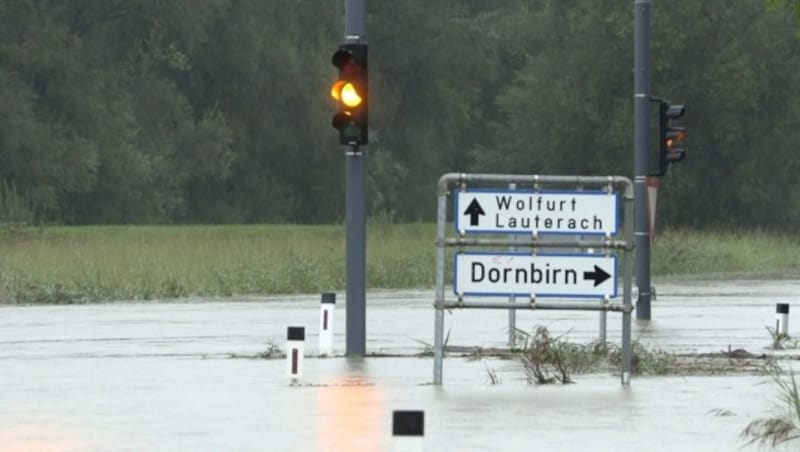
{"left": 315, "top": 359, "right": 387, "bottom": 452}
{"left": 1, "top": 280, "right": 800, "bottom": 450}
{"left": 0, "top": 413, "right": 95, "bottom": 452}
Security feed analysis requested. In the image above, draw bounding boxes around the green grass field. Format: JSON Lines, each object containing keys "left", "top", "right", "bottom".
{"left": 0, "top": 224, "right": 798, "bottom": 304}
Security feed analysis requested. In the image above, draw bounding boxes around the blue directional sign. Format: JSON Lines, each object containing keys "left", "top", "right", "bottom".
{"left": 455, "top": 189, "right": 619, "bottom": 235}
{"left": 454, "top": 251, "right": 617, "bottom": 298}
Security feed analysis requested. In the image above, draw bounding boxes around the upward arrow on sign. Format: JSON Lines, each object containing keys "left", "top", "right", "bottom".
{"left": 463, "top": 198, "right": 485, "bottom": 226}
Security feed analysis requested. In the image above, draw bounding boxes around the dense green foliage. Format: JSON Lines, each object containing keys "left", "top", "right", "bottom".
{"left": 0, "top": 1, "right": 798, "bottom": 226}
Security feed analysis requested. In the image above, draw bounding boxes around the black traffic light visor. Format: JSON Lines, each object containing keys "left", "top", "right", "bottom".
{"left": 665, "top": 104, "right": 685, "bottom": 119}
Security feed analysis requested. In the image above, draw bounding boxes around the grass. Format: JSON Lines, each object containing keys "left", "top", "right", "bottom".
{"left": 515, "top": 327, "right": 679, "bottom": 384}
{"left": 0, "top": 223, "right": 433, "bottom": 303}
{"left": 741, "top": 364, "right": 800, "bottom": 448}
{"left": 651, "top": 228, "right": 800, "bottom": 278}
{"left": 767, "top": 327, "right": 800, "bottom": 350}
{"left": 0, "top": 224, "right": 800, "bottom": 303}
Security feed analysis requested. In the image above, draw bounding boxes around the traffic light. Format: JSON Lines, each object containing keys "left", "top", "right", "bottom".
{"left": 657, "top": 100, "right": 686, "bottom": 176}
{"left": 331, "top": 43, "right": 368, "bottom": 146}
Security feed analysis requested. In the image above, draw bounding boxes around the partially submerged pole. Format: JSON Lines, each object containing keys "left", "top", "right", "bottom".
{"left": 777, "top": 303, "right": 790, "bottom": 336}
{"left": 392, "top": 410, "right": 424, "bottom": 452}
{"left": 287, "top": 326, "right": 305, "bottom": 381}
{"left": 319, "top": 293, "right": 336, "bottom": 356}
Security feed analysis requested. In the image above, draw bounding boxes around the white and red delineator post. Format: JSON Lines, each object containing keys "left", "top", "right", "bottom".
{"left": 392, "top": 410, "right": 424, "bottom": 452}
{"left": 777, "top": 303, "right": 790, "bottom": 336}
{"left": 319, "top": 292, "right": 336, "bottom": 356}
{"left": 286, "top": 326, "right": 305, "bottom": 381}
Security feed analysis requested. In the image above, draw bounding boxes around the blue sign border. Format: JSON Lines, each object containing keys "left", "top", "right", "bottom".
{"left": 453, "top": 250, "right": 618, "bottom": 299}
{"left": 454, "top": 188, "right": 620, "bottom": 236}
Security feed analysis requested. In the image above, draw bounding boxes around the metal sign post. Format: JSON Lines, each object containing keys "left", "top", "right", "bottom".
{"left": 508, "top": 183, "right": 517, "bottom": 347}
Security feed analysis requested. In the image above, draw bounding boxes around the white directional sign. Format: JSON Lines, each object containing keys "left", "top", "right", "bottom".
{"left": 454, "top": 252, "right": 617, "bottom": 298}
{"left": 455, "top": 189, "right": 619, "bottom": 235}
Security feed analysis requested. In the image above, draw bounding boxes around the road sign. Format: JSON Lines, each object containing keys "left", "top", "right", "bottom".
{"left": 455, "top": 189, "right": 619, "bottom": 235}
{"left": 454, "top": 252, "right": 617, "bottom": 298}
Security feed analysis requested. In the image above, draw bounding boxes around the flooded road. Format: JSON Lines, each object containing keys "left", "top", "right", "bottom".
{"left": 1, "top": 279, "right": 799, "bottom": 451}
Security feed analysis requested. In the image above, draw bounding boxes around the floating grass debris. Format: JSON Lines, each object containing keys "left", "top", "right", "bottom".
{"left": 767, "top": 326, "right": 800, "bottom": 350}
{"left": 438, "top": 327, "right": 772, "bottom": 383}
{"left": 485, "top": 364, "right": 502, "bottom": 385}
{"left": 515, "top": 327, "right": 682, "bottom": 384}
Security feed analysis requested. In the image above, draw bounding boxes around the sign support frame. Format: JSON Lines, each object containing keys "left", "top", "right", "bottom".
{"left": 433, "top": 173, "right": 634, "bottom": 386}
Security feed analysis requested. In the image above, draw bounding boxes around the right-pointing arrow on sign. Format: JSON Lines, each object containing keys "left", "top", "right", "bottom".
{"left": 583, "top": 265, "right": 611, "bottom": 287}
{"left": 463, "top": 198, "right": 485, "bottom": 226}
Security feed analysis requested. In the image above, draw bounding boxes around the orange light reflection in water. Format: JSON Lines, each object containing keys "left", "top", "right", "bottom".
{"left": 0, "top": 422, "right": 88, "bottom": 452}
{"left": 315, "top": 376, "right": 386, "bottom": 452}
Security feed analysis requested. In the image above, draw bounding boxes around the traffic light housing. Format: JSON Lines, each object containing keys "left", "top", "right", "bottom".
{"left": 331, "top": 43, "right": 368, "bottom": 146}
{"left": 657, "top": 100, "right": 686, "bottom": 176}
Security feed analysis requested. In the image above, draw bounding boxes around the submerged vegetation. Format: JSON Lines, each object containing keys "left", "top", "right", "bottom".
{"left": 1, "top": 225, "right": 800, "bottom": 304}
{"left": 517, "top": 327, "right": 680, "bottom": 384}
{"left": 436, "top": 326, "right": 771, "bottom": 384}
{"left": 741, "top": 365, "right": 800, "bottom": 448}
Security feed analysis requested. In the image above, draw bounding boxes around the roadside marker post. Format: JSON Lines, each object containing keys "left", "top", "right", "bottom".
{"left": 287, "top": 326, "right": 305, "bottom": 381}
{"left": 777, "top": 303, "right": 790, "bottom": 336}
{"left": 392, "top": 410, "right": 424, "bottom": 452}
{"left": 319, "top": 293, "right": 336, "bottom": 356}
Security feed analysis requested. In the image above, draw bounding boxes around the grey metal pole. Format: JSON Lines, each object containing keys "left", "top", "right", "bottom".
{"left": 345, "top": 0, "right": 366, "bottom": 38}
{"left": 433, "top": 188, "right": 448, "bottom": 385}
{"left": 344, "top": 0, "right": 367, "bottom": 356}
{"left": 599, "top": 296, "right": 607, "bottom": 344}
{"left": 633, "top": 0, "right": 652, "bottom": 321}
{"left": 508, "top": 183, "right": 517, "bottom": 347}
{"left": 622, "top": 183, "right": 635, "bottom": 385}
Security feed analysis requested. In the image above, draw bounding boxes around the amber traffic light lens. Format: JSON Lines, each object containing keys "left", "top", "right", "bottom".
{"left": 331, "top": 81, "right": 362, "bottom": 108}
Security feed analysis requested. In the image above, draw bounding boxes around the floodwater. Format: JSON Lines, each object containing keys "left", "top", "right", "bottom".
{"left": 1, "top": 279, "right": 800, "bottom": 451}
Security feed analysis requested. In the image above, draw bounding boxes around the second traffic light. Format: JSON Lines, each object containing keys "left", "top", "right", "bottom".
{"left": 331, "top": 43, "right": 368, "bottom": 146}
{"left": 657, "top": 100, "right": 686, "bottom": 176}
